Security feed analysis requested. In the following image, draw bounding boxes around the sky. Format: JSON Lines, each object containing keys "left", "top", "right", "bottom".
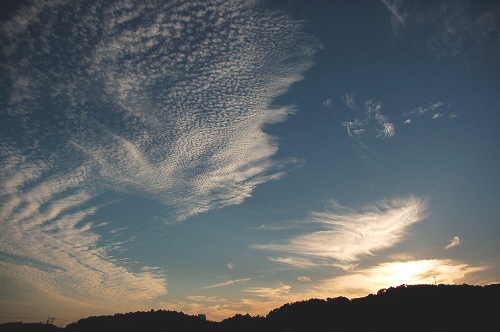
{"left": 1, "top": 0, "right": 499, "bottom": 326}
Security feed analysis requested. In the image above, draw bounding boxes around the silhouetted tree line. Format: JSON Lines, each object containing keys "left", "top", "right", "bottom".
{"left": 2, "top": 284, "right": 499, "bottom": 332}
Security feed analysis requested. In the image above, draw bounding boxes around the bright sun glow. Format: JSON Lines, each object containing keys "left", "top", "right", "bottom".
{"left": 314, "top": 259, "right": 487, "bottom": 299}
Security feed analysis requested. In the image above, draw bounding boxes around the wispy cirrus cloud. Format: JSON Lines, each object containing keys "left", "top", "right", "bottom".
{"left": 341, "top": 98, "right": 395, "bottom": 139}
{"left": 0, "top": 0, "right": 319, "bottom": 317}
{"left": 381, "top": 0, "right": 407, "bottom": 37}
{"left": 445, "top": 236, "right": 461, "bottom": 250}
{"left": 404, "top": 101, "right": 459, "bottom": 123}
{"left": 0, "top": 156, "right": 167, "bottom": 310}
{"left": 255, "top": 196, "right": 427, "bottom": 263}
{"left": 268, "top": 256, "right": 321, "bottom": 269}
{"left": 337, "top": 94, "right": 395, "bottom": 164}
{"left": 381, "top": 0, "right": 500, "bottom": 60}
{"left": 341, "top": 93, "right": 357, "bottom": 110}
{"left": 200, "top": 277, "right": 253, "bottom": 290}
{"left": 242, "top": 282, "right": 292, "bottom": 299}
{"left": 186, "top": 296, "right": 228, "bottom": 303}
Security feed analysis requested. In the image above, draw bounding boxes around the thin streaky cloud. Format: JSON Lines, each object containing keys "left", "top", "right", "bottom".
{"left": 267, "top": 256, "right": 320, "bottom": 269}
{"left": 0, "top": 160, "right": 167, "bottom": 308}
{"left": 341, "top": 93, "right": 357, "bottom": 110}
{"left": 201, "top": 277, "right": 253, "bottom": 290}
{"left": 340, "top": 96, "right": 395, "bottom": 141}
{"left": 445, "top": 236, "right": 461, "bottom": 250}
{"left": 381, "top": 0, "right": 407, "bottom": 36}
{"left": 382, "top": 1, "right": 500, "bottom": 60}
{"left": 323, "top": 99, "right": 333, "bottom": 109}
{"left": 255, "top": 196, "right": 427, "bottom": 262}
{"left": 249, "top": 221, "right": 306, "bottom": 231}
{"left": 242, "top": 282, "right": 291, "bottom": 299}
{"left": 186, "top": 296, "right": 228, "bottom": 303}
{"left": 404, "top": 101, "right": 459, "bottom": 123}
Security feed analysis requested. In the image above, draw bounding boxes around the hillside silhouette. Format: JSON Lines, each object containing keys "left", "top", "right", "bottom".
{"left": 2, "top": 284, "right": 498, "bottom": 332}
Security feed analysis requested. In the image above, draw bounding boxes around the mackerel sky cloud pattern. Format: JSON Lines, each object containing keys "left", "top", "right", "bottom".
{"left": 0, "top": 0, "right": 319, "bottom": 313}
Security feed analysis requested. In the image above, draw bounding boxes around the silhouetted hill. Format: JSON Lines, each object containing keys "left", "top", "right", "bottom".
{"left": 64, "top": 310, "right": 217, "bottom": 332}
{"left": 2, "top": 284, "right": 499, "bottom": 332}
{"left": 265, "top": 284, "right": 500, "bottom": 331}
{"left": 0, "top": 322, "right": 61, "bottom": 332}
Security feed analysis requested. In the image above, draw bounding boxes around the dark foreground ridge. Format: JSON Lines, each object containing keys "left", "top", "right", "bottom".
{"left": 2, "top": 284, "right": 499, "bottom": 332}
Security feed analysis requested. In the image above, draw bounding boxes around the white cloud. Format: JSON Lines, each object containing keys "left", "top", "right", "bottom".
{"left": 186, "top": 296, "right": 228, "bottom": 303}
{"left": 268, "top": 256, "right": 320, "bottom": 269}
{"left": 382, "top": 1, "right": 500, "bottom": 59}
{"left": 0, "top": 0, "right": 319, "bottom": 317}
{"left": 340, "top": 96, "right": 395, "bottom": 142}
{"left": 379, "top": 122, "right": 395, "bottom": 138}
{"left": 323, "top": 99, "right": 332, "bottom": 109}
{"left": 404, "top": 101, "right": 459, "bottom": 123}
{"left": 381, "top": 0, "right": 407, "bottom": 36}
{"left": 445, "top": 236, "right": 461, "bottom": 250}
{"left": 297, "top": 276, "right": 312, "bottom": 282}
{"left": 341, "top": 93, "right": 357, "bottom": 110}
{"left": 0, "top": 158, "right": 168, "bottom": 310}
{"left": 227, "top": 262, "right": 234, "bottom": 269}
{"left": 255, "top": 196, "right": 427, "bottom": 263}
{"left": 1, "top": 0, "right": 320, "bottom": 221}
{"left": 201, "top": 277, "right": 253, "bottom": 290}
{"left": 242, "top": 282, "right": 291, "bottom": 299}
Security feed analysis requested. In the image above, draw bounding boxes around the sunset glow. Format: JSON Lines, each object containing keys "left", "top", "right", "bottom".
{"left": 1, "top": 0, "right": 499, "bottom": 325}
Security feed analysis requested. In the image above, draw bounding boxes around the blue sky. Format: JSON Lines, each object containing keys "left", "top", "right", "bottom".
{"left": 1, "top": 0, "right": 499, "bottom": 325}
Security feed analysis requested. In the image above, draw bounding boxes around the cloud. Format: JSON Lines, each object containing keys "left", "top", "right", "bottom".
{"left": 445, "top": 236, "right": 461, "bottom": 250}
{"left": 249, "top": 220, "right": 308, "bottom": 231}
{"left": 381, "top": 0, "right": 407, "bottom": 36}
{"left": 381, "top": 1, "right": 500, "bottom": 60}
{"left": 341, "top": 93, "right": 357, "bottom": 110}
{"left": 186, "top": 296, "right": 228, "bottom": 303}
{"left": 1, "top": 0, "right": 320, "bottom": 221}
{"left": 0, "top": 0, "right": 319, "bottom": 317}
{"left": 227, "top": 262, "right": 234, "bottom": 269}
{"left": 340, "top": 96, "right": 395, "bottom": 140}
{"left": 268, "top": 256, "right": 320, "bottom": 269}
{"left": 404, "top": 101, "right": 459, "bottom": 122}
{"left": 323, "top": 99, "right": 333, "bottom": 109}
{"left": 0, "top": 157, "right": 168, "bottom": 310}
{"left": 255, "top": 196, "right": 427, "bottom": 263}
{"left": 297, "top": 276, "right": 312, "bottom": 282}
{"left": 201, "top": 277, "right": 253, "bottom": 290}
{"left": 337, "top": 95, "right": 396, "bottom": 164}
{"left": 242, "top": 282, "right": 291, "bottom": 299}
